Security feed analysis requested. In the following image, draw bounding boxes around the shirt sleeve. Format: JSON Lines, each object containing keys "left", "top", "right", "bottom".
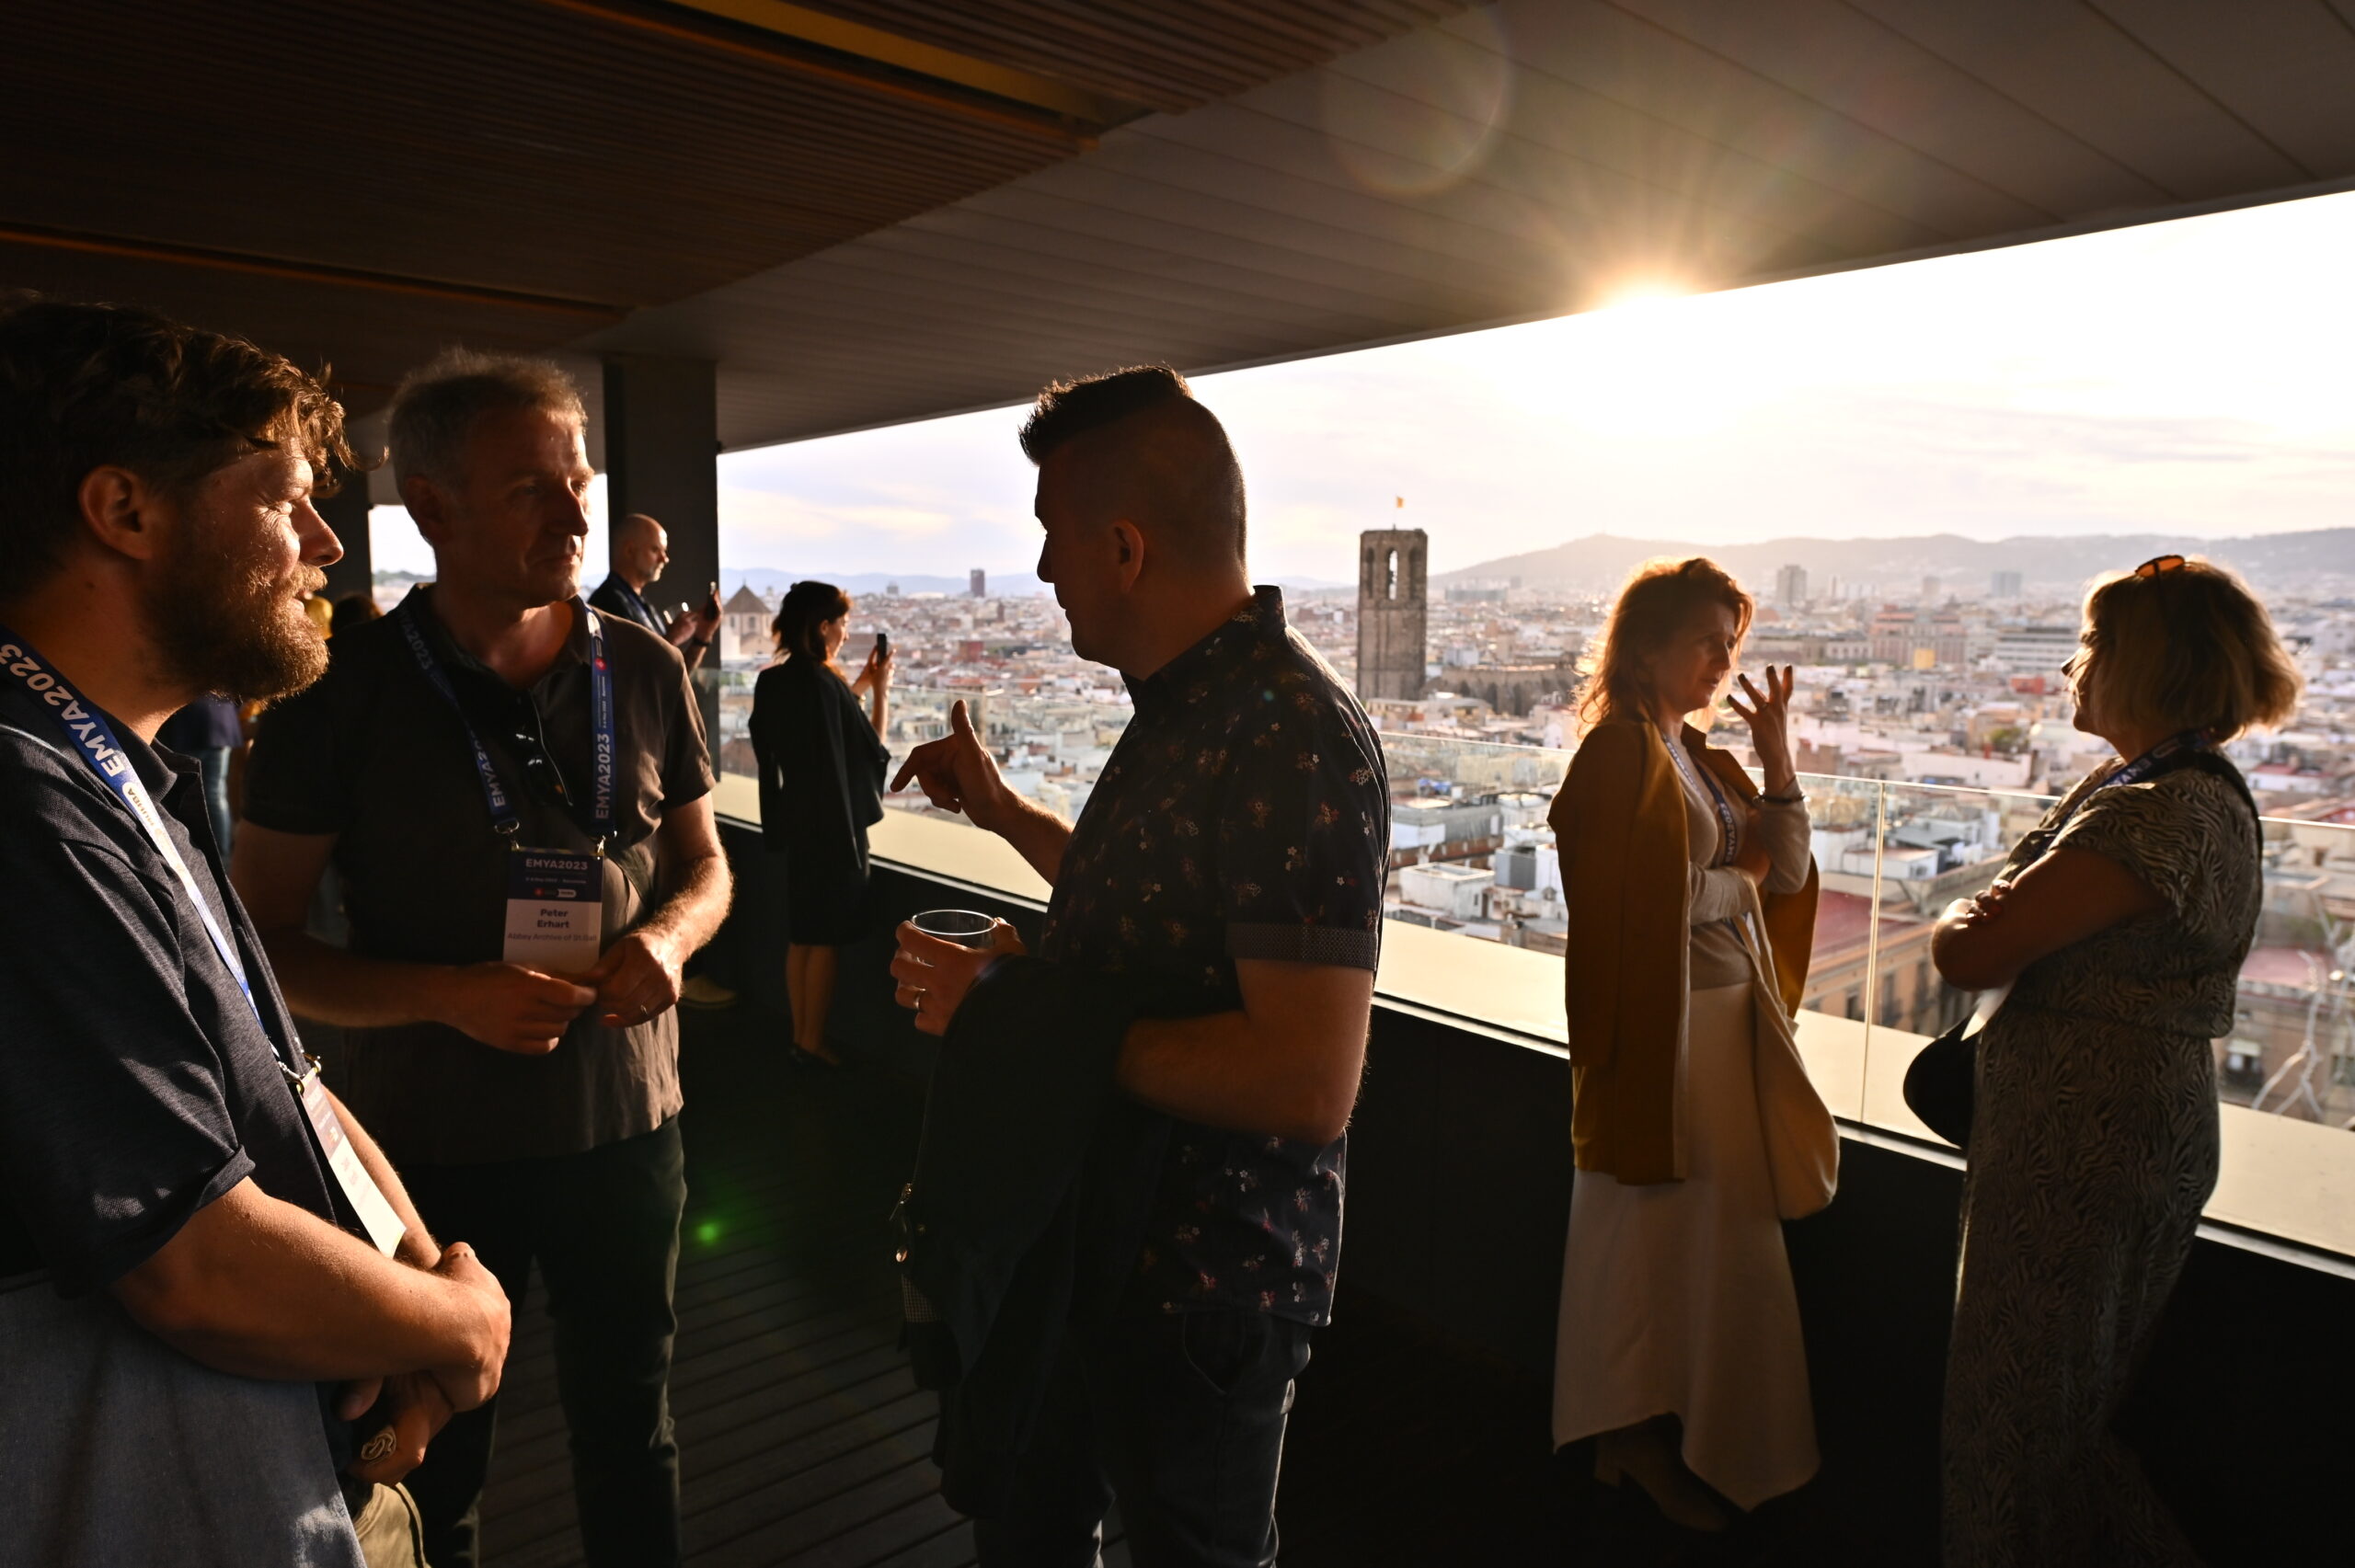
{"left": 2051, "top": 776, "right": 2226, "bottom": 921}
{"left": 1219, "top": 700, "right": 1389, "bottom": 970}
{"left": 241, "top": 669, "right": 348, "bottom": 835}
{"left": 1758, "top": 798, "right": 1812, "bottom": 896}
{"left": 1688, "top": 864, "right": 1749, "bottom": 923}
{"left": 0, "top": 833, "right": 253, "bottom": 1295}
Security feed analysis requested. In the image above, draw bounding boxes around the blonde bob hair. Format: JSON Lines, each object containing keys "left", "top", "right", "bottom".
{"left": 2073, "top": 557, "right": 2301, "bottom": 741}
{"left": 1576, "top": 556, "right": 1753, "bottom": 737}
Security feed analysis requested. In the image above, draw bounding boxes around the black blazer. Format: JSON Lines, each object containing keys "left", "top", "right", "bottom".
{"left": 747, "top": 657, "right": 888, "bottom": 881}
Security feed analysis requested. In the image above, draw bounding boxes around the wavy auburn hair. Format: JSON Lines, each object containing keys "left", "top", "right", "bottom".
{"left": 1575, "top": 556, "right": 1754, "bottom": 737}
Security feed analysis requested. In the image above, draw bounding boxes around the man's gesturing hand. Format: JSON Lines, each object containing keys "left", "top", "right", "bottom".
{"left": 583, "top": 930, "right": 685, "bottom": 1029}
{"left": 890, "top": 701, "right": 1014, "bottom": 833}
{"left": 432, "top": 962, "right": 596, "bottom": 1054}
{"left": 891, "top": 920, "right": 1024, "bottom": 1036}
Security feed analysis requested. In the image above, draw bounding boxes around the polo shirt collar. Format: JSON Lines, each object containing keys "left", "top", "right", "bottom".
{"left": 1124, "top": 585, "right": 1287, "bottom": 719}
{"left": 405, "top": 583, "right": 592, "bottom": 684}
{"left": 0, "top": 670, "right": 193, "bottom": 802}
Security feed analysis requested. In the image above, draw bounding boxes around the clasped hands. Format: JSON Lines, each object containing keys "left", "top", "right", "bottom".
{"left": 336, "top": 1240, "right": 510, "bottom": 1486}
{"left": 433, "top": 930, "right": 686, "bottom": 1054}
{"left": 891, "top": 920, "right": 1025, "bottom": 1036}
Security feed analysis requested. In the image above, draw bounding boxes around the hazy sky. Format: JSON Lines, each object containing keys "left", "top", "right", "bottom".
{"left": 373, "top": 188, "right": 2355, "bottom": 584}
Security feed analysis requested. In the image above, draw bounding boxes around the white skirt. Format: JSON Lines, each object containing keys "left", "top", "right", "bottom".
{"left": 1551, "top": 980, "right": 1820, "bottom": 1510}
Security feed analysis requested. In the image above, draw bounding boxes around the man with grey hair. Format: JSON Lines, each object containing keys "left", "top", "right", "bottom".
{"left": 236, "top": 348, "right": 732, "bottom": 1568}
{"left": 591, "top": 511, "right": 719, "bottom": 670}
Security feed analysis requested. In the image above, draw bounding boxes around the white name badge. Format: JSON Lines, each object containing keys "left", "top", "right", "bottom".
{"left": 503, "top": 848, "right": 603, "bottom": 974}
{"left": 298, "top": 1072, "right": 406, "bottom": 1257}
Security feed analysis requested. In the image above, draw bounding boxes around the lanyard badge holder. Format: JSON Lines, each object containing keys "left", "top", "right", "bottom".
{"left": 396, "top": 601, "right": 615, "bottom": 977}
{"left": 0, "top": 628, "right": 405, "bottom": 1255}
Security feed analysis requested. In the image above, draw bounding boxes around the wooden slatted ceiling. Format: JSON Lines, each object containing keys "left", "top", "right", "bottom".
{"left": 795, "top": 1, "right": 1479, "bottom": 113}
{"left": 577, "top": 0, "right": 2355, "bottom": 450}
{"left": 1, "top": 0, "right": 1458, "bottom": 404}
{"left": 0, "top": 0, "right": 1073, "bottom": 300}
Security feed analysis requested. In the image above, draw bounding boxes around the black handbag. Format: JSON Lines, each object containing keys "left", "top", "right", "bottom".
{"left": 1902, "top": 1018, "right": 1979, "bottom": 1148}
{"left": 1898, "top": 749, "right": 2259, "bottom": 1152}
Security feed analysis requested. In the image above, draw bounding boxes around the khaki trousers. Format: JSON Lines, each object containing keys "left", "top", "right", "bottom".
{"left": 350, "top": 1484, "right": 429, "bottom": 1568}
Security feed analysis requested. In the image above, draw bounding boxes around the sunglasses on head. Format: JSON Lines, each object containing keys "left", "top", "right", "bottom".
{"left": 2135, "top": 554, "right": 2187, "bottom": 578}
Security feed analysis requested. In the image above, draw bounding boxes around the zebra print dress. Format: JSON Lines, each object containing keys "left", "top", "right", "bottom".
{"left": 1943, "top": 761, "right": 2258, "bottom": 1568}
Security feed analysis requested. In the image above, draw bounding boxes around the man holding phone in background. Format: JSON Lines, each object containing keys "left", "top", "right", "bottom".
{"left": 592, "top": 510, "right": 719, "bottom": 670}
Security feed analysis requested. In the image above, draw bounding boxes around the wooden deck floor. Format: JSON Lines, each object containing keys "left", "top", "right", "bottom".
{"left": 469, "top": 1002, "right": 1883, "bottom": 1568}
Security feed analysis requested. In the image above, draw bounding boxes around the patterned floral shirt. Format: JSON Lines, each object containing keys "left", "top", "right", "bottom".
{"left": 1040, "top": 587, "right": 1390, "bottom": 1325}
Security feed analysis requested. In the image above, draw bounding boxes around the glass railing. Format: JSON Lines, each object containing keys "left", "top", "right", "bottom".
{"left": 716, "top": 688, "right": 2355, "bottom": 1260}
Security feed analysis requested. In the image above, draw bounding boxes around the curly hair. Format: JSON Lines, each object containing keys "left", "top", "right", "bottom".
{"left": 1576, "top": 557, "right": 1754, "bottom": 736}
{"left": 0, "top": 296, "right": 357, "bottom": 590}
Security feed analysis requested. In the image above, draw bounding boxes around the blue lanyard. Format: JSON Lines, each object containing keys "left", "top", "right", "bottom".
{"left": 1665, "top": 729, "right": 1740, "bottom": 867}
{"left": 0, "top": 625, "right": 272, "bottom": 1044}
{"left": 2019, "top": 728, "right": 2216, "bottom": 858}
{"left": 616, "top": 579, "right": 660, "bottom": 634}
{"left": 395, "top": 598, "right": 615, "bottom": 847}
{"left": 2054, "top": 729, "right": 2212, "bottom": 830}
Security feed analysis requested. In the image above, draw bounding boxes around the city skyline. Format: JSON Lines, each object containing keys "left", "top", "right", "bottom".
{"left": 368, "top": 185, "right": 2355, "bottom": 586}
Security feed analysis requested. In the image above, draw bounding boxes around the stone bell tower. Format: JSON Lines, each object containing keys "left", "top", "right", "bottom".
{"left": 1355, "top": 528, "right": 1428, "bottom": 700}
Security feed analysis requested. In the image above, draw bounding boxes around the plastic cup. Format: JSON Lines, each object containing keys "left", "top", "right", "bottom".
{"left": 909, "top": 909, "right": 999, "bottom": 949}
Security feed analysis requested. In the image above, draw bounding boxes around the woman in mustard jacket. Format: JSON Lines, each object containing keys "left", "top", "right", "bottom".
{"left": 1547, "top": 557, "right": 1827, "bottom": 1531}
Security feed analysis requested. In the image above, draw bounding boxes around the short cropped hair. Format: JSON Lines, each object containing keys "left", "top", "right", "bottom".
{"left": 1018, "top": 364, "right": 1246, "bottom": 566}
{"left": 2075, "top": 559, "right": 2302, "bottom": 740}
{"left": 387, "top": 349, "right": 583, "bottom": 488}
{"left": 1578, "top": 557, "right": 1754, "bottom": 735}
{"left": 0, "top": 296, "right": 354, "bottom": 589}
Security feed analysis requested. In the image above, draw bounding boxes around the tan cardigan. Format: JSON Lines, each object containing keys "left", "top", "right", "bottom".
{"left": 1547, "top": 718, "right": 1820, "bottom": 1184}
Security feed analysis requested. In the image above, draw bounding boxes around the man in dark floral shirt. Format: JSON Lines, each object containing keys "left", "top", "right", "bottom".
{"left": 892, "top": 366, "right": 1388, "bottom": 1567}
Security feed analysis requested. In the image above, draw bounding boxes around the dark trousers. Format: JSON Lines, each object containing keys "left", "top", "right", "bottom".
{"left": 974, "top": 1310, "right": 1312, "bottom": 1568}
{"left": 397, "top": 1118, "right": 687, "bottom": 1568}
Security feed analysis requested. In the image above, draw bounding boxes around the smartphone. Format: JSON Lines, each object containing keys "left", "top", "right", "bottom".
{"left": 875, "top": 630, "right": 890, "bottom": 659}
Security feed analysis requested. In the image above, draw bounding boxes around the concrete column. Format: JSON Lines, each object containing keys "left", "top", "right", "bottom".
{"left": 315, "top": 473, "right": 373, "bottom": 606}
{"left": 602, "top": 354, "right": 719, "bottom": 612}
{"left": 603, "top": 353, "right": 721, "bottom": 758}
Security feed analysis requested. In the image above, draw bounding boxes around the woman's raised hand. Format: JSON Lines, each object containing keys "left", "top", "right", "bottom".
{"left": 1726, "top": 664, "right": 1796, "bottom": 766}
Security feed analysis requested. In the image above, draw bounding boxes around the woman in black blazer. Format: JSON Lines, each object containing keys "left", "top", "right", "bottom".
{"left": 748, "top": 580, "right": 890, "bottom": 1066}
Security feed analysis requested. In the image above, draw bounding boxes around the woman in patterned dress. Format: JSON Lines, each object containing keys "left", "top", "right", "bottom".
{"left": 1933, "top": 557, "right": 2301, "bottom": 1568}
{"left": 1548, "top": 558, "right": 1826, "bottom": 1532}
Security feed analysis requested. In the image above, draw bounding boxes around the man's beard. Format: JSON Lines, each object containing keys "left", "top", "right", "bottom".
{"left": 146, "top": 521, "right": 329, "bottom": 703}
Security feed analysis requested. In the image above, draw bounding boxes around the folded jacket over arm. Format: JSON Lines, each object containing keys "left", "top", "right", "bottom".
{"left": 898, "top": 956, "right": 1210, "bottom": 1517}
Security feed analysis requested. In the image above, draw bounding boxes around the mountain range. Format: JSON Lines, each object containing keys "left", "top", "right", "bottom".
{"left": 718, "top": 567, "right": 1349, "bottom": 599}
{"left": 1430, "top": 528, "right": 2355, "bottom": 597}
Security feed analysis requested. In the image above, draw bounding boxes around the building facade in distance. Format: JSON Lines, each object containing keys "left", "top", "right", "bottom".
{"left": 1357, "top": 528, "right": 1429, "bottom": 700}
